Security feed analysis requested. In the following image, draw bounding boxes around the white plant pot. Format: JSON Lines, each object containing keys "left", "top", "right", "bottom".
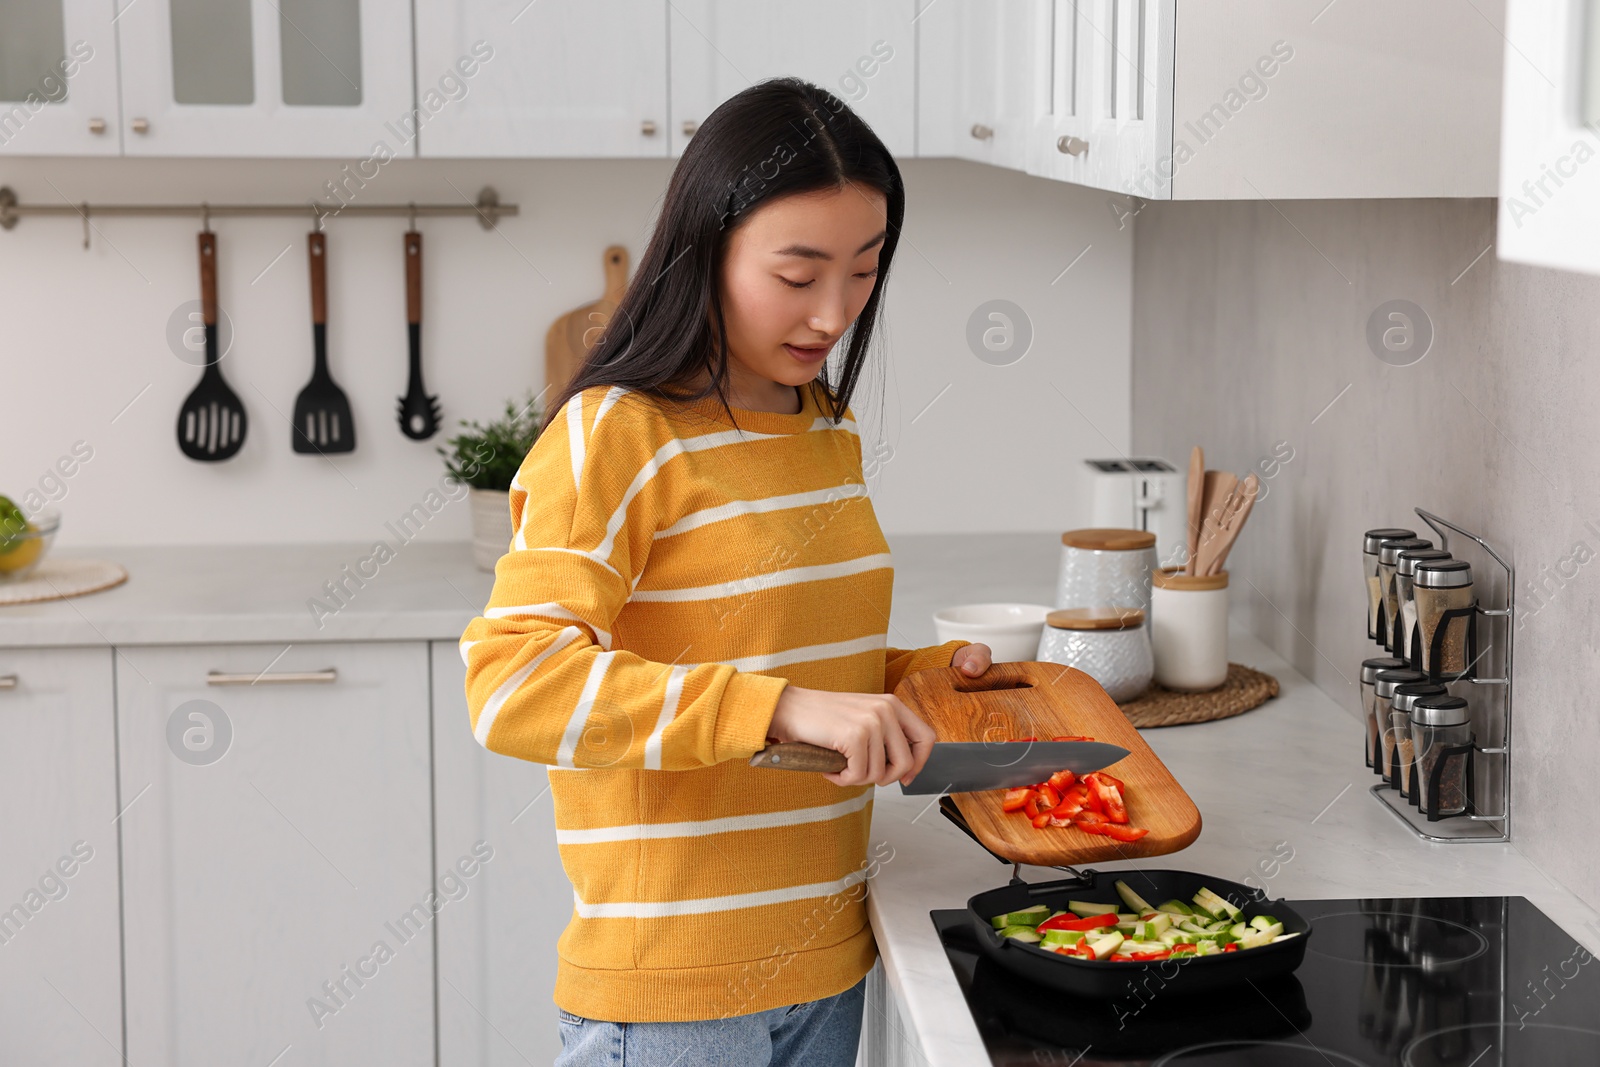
{"left": 469, "top": 487, "right": 513, "bottom": 572}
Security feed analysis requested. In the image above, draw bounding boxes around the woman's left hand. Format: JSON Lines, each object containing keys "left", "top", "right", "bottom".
{"left": 951, "top": 643, "right": 992, "bottom": 677}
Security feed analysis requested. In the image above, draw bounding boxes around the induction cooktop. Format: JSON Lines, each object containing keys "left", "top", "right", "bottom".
{"left": 929, "top": 896, "right": 1598, "bottom": 1065}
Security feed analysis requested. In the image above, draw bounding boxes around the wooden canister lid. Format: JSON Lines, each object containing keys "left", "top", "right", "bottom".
{"left": 1045, "top": 607, "right": 1146, "bottom": 631}
{"left": 1152, "top": 566, "right": 1228, "bottom": 591}
{"left": 1060, "top": 528, "right": 1157, "bottom": 551}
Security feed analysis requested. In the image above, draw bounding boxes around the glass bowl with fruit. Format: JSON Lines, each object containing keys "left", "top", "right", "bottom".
{"left": 0, "top": 498, "right": 58, "bottom": 582}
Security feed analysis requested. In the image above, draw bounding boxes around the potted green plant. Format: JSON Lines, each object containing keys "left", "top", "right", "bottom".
{"left": 438, "top": 391, "right": 543, "bottom": 571}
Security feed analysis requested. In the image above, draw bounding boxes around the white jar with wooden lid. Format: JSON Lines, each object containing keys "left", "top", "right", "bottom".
{"left": 1150, "top": 567, "right": 1230, "bottom": 691}
{"left": 1036, "top": 608, "right": 1153, "bottom": 702}
{"left": 1056, "top": 528, "right": 1158, "bottom": 613}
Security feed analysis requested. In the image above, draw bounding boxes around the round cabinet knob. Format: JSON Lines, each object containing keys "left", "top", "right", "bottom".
{"left": 131, "top": 117, "right": 151, "bottom": 134}
{"left": 682, "top": 119, "right": 699, "bottom": 137}
{"left": 970, "top": 123, "right": 994, "bottom": 141}
{"left": 640, "top": 119, "right": 657, "bottom": 136}
{"left": 1056, "top": 135, "right": 1088, "bottom": 156}
{"left": 88, "top": 117, "right": 107, "bottom": 135}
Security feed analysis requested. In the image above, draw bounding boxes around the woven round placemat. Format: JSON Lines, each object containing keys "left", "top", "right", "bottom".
{"left": 0, "top": 558, "right": 128, "bottom": 605}
{"left": 1115, "top": 662, "right": 1280, "bottom": 728}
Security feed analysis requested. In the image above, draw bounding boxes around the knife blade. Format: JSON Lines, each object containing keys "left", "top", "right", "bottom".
{"left": 749, "top": 739, "right": 1131, "bottom": 795}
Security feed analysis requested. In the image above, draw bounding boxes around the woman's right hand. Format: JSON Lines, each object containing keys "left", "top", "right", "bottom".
{"left": 765, "top": 686, "right": 938, "bottom": 788}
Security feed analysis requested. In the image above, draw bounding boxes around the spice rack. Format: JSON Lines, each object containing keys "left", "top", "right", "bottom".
{"left": 1369, "top": 508, "right": 1513, "bottom": 843}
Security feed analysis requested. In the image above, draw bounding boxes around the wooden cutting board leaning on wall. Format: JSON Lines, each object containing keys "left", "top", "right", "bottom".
{"left": 543, "top": 245, "right": 630, "bottom": 399}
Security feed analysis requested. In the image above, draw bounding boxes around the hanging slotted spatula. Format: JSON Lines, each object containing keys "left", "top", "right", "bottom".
{"left": 397, "top": 229, "right": 441, "bottom": 439}
{"left": 292, "top": 229, "right": 355, "bottom": 454}
{"left": 176, "top": 231, "right": 248, "bottom": 461}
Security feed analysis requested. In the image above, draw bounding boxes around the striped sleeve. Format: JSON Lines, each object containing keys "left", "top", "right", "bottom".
{"left": 460, "top": 387, "right": 790, "bottom": 771}
{"left": 883, "top": 640, "right": 969, "bottom": 695}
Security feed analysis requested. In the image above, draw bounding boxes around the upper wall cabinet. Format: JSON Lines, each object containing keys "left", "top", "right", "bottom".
{"left": 669, "top": 0, "right": 916, "bottom": 159}
{"left": 414, "top": 0, "right": 668, "bottom": 158}
{"left": 1498, "top": 0, "right": 1600, "bottom": 276}
{"left": 0, "top": 1, "right": 123, "bottom": 155}
{"left": 924, "top": 0, "right": 1505, "bottom": 200}
{"left": 918, "top": 0, "right": 1051, "bottom": 171}
{"left": 115, "top": 0, "right": 415, "bottom": 156}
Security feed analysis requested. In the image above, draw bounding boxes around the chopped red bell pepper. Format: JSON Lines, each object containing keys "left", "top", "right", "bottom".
{"left": 1171, "top": 943, "right": 1198, "bottom": 953}
{"left": 1084, "top": 773, "right": 1128, "bottom": 824}
{"left": 1222, "top": 943, "right": 1240, "bottom": 952}
{"left": 1073, "top": 809, "right": 1108, "bottom": 826}
{"left": 1037, "top": 912, "right": 1118, "bottom": 932}
{"left": 1023, "top": 784, "right": 1062, "bottom": 820}
{"left": 1074, "top": 941, "right": 1095, "bottom": 959}
{"left": 1099, "top": 823, "right": 1150, "bottom": 843}
{"left": 1001, "top": 787, "right": 1035, "bottom": 813}
{"left": 1046, "top": 769, "right": 1077, "bottom": 793}
{"left": 1051, "top": 735, "right": 1096, "bottom": 742}
{"left": 1047, "top": 797, "right": 1085, "bottom": 826}
{"left": 1012, "top": 736, "right": 1038, "bottom": 743}
{"left": 1128, "top": 950, "right": 1171, "bottom": 961}
{"left": 1030, "top": 809, "right": 1054, "bottom": 829}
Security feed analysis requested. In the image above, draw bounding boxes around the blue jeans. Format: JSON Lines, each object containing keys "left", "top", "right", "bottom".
{"left": 553, "top": 976, "right": 866, "bottom": 1067}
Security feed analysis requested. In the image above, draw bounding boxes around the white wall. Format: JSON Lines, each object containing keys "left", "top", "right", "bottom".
{"left": 0, "top": 157, "right": 1130, "bottom": 545}
{"left": 1131, "top": 195, "right": 1600, "bottom": 915}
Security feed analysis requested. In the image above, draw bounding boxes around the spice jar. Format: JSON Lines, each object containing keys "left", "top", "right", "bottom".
{"left": 1395, "top": 549, "right": 1453, "bottom": 664}
{"left": 1415, "top": 560, "right": 1475, "bottom": 678}
{"left": 1377, "top": 537, "right": 1432, "bottom": 651}
{"left": 1411, "top": 695, "right": 1472, "bottom": 816}
{"left": 1360, "top": 657, "right": 1405, "bottom": 770}
{"left": 1365, "top": 528, "right": 1416, "bottom": 640}
{"left": 1391, "top": 682, "right": 1447, "bottom": 800}
{"left": 1374, "top": 668, "right": 1425, "bottom": 785}
{"left": 1037, "top": 608, "right": 1153, "bottom": 702}
{"left": 1056, "top": 529, "right": 1158, "bottom": 613}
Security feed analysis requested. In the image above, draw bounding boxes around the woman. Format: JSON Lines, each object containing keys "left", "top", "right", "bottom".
{"left": 460, "top": 76, "right": 992, "bottom": 1066}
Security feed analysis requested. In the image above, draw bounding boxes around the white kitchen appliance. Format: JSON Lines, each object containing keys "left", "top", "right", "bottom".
{"left": 1082, "top": 458, "right": 1188, "bottom": 568}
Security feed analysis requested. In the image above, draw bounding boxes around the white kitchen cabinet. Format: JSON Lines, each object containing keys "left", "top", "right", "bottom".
{"left": 431, "top": 640, "right": 570, "bottom": 1067}
{"left": 0, "top": 1, "right": 122, "bottom": 155}
{"left": 114, "top": 0, "right": 415, "bottom": 157}
{"left": 0, "top": 648, "right": 123, "bottom": 1067}
{"left": 918, "top": 0, "right": 1051, "bottom": 170}
{"left": 1498, "top": 0, "right": 1600, "bottom": 276}
{"left": 925, "top": 0, "right": 1505, "bottom": 200}
{"left": 116, "top": 642, "right": 434, "bottom": 1066}
{"left": 414, "top": 0, "right": 668, "bottom": 158}
{"left": 669, "top": 0, "right": 916, "bottom": 158}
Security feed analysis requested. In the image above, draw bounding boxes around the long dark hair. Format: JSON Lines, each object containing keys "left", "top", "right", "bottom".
{"left": 541, "top": 77, "right": 904, "bottom": 436}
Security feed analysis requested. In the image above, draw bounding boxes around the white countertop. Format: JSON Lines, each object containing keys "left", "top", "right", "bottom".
{"left": 0, "top": 541, "right": 494, "bottom": 646}
{"left": 863, "top": 624, "right": 1600, "bottom": 1067}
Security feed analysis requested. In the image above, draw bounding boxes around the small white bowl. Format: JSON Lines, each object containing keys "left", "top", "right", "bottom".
{"left": 932, "top": 603, "right": 1053, "bottom": 663}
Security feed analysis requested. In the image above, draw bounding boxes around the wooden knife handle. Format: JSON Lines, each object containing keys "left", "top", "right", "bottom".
{"left": 198, "top": 231, "right": 217, "bottom": 327}
{"left": 749, "top": 742, "right": 848, "bottom": 773}
{"left": 308, "top": 231, "right": 327, "bottom": 326}
{"left": 405, "top": 231, "right": 422, "bottom": 325}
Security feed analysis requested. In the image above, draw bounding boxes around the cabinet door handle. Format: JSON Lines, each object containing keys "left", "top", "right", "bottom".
{"left": 0, "top": 674, "right": 16, "bottom": 690}
{"left": 1057, "top": 135, "right": 1089, "bottom": 156}
{"left": 682, "top": 120, "right": 699, "bottom": 137}
{"left": 640, "top": 119, "right": 658, "bottom": 136}
{"left": 970, "top": 123, "right": 994, "bottom": 141}
{"left": 88, "top": 117, "right": 107, "bottom": 135}
{"left": 206, "top": 668, "right": 338, "bottom": 686}
{"left": 131, "top": 117, "right": 150, "bottom": 134}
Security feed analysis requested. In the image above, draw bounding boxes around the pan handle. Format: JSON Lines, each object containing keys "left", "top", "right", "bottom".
{"left": 749, "top": 741, "right": 847, "bottom": 773}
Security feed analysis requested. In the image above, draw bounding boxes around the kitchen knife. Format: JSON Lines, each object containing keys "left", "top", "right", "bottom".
{"left": 749, "top": 739, "right": 1130, "bottom": 795}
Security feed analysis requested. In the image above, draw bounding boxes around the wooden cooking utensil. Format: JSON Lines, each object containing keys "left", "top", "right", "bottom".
{"left": 176, "top": 231, "right": 248, "bottom": 461}
{"left": 1205, "top": 472, "right": 1260, "bottom": 575}
{"left": 890, "top": 663, "right": 1201, "bottom": 867}
{"left": 1185, "top": 446, "right": 1204, "bottom": 575}
{"left": 544, "top": 245, "right": 630, "bottom": 397}
{"left": 291, "top": 230, "right": 356, "bottom": 454}
{"left": 1195, "top": 470, "right": 1239, "bottom": 578}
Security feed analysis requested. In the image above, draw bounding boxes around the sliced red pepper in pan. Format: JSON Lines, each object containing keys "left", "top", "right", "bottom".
{"left": 1128, "top": 950, "right": 1171, "bottom": 961}
{"left": 1037, "top": 912, "right": 1119, "bottom": 932}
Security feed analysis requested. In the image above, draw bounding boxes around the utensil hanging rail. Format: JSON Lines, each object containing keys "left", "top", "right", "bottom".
{"left": 0, "top": 185, "right": 516, "bottom": 236}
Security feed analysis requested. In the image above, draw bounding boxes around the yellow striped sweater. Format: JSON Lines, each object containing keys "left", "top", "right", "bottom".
{"left": 459, "top": 378, "right": 967, "bottom": 1022}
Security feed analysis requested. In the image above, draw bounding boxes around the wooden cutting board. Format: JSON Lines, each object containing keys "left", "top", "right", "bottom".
{"left": 896, "top": 661, "right": 1202, "bottom": 867}
{"left": 543, "top": 245, "right": 629, "bottom": 399}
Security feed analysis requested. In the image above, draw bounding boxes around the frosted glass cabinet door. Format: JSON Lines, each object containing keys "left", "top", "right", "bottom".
{"left": 115, "top": 0, "right": 416, "bottom": 156}
{"left": 0, "top": 648, "right": 123, "bottom": 1066}
{"left": 413, "top": 0, "right": 668, "bottom": 157}
{"left": 1500, "top": 0, "right": 1600, "bottom": 276}
{"left": 0, "top": 0, "right": 121, "bottom": 155}
{"left": 431, "top": 639, "right": 570, "bottom": 1067}
{"left": 669, "top": 0, "right": 916, "bottom": 158}
{"left": 116, "top": 642, "right": 434, "bottom": 1067}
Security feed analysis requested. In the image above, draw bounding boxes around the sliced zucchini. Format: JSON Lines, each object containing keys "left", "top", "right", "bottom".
{"left": 1040, "top": 929, "right": 1087, "bottom": 946}
{"left": 1087, "top": 931, "right": 1125, "bottom": 960}
{"left": 998, "top": 925, "right": 1043, "bottom": 943}
{"left": 1067, "top": 899, "right": 1118, "bottom": 918}
{"left": 1238, "top": 922, "right": 1285, "bottom": 950}
{"left": 1271, "top": 932, "right": 1303, "bottom": 943}
{"left": 1115, "top": 879, "right": 1156, "bottom": 914}
{"left": 1250, "top": 915, "right": 1279, "bottom": 932}
{"left": 1157, "top": 899, "right": 1195, "bottom": 916}
{"left": 1000, "top": 905, "right": 1050, "bottom": 927}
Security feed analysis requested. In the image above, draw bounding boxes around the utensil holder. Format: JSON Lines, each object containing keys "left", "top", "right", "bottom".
{"left": 1150, "top": 567, "right": 1229, "bottom": 691}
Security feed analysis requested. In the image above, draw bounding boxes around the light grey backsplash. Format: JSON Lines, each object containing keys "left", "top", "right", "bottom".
{"left": 1131, "top": 196, "right": 1600, "bottom": 913}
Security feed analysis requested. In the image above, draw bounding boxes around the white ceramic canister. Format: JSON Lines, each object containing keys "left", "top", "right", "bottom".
{"left": 1055, "top": 528, "right": 1158, "bottom": 612}
{"left": 1036, "top": 608, "right": 1153, "bottom": 702}
{"left": 1150, "top": 567, "right": 1230, "bottom": 691}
